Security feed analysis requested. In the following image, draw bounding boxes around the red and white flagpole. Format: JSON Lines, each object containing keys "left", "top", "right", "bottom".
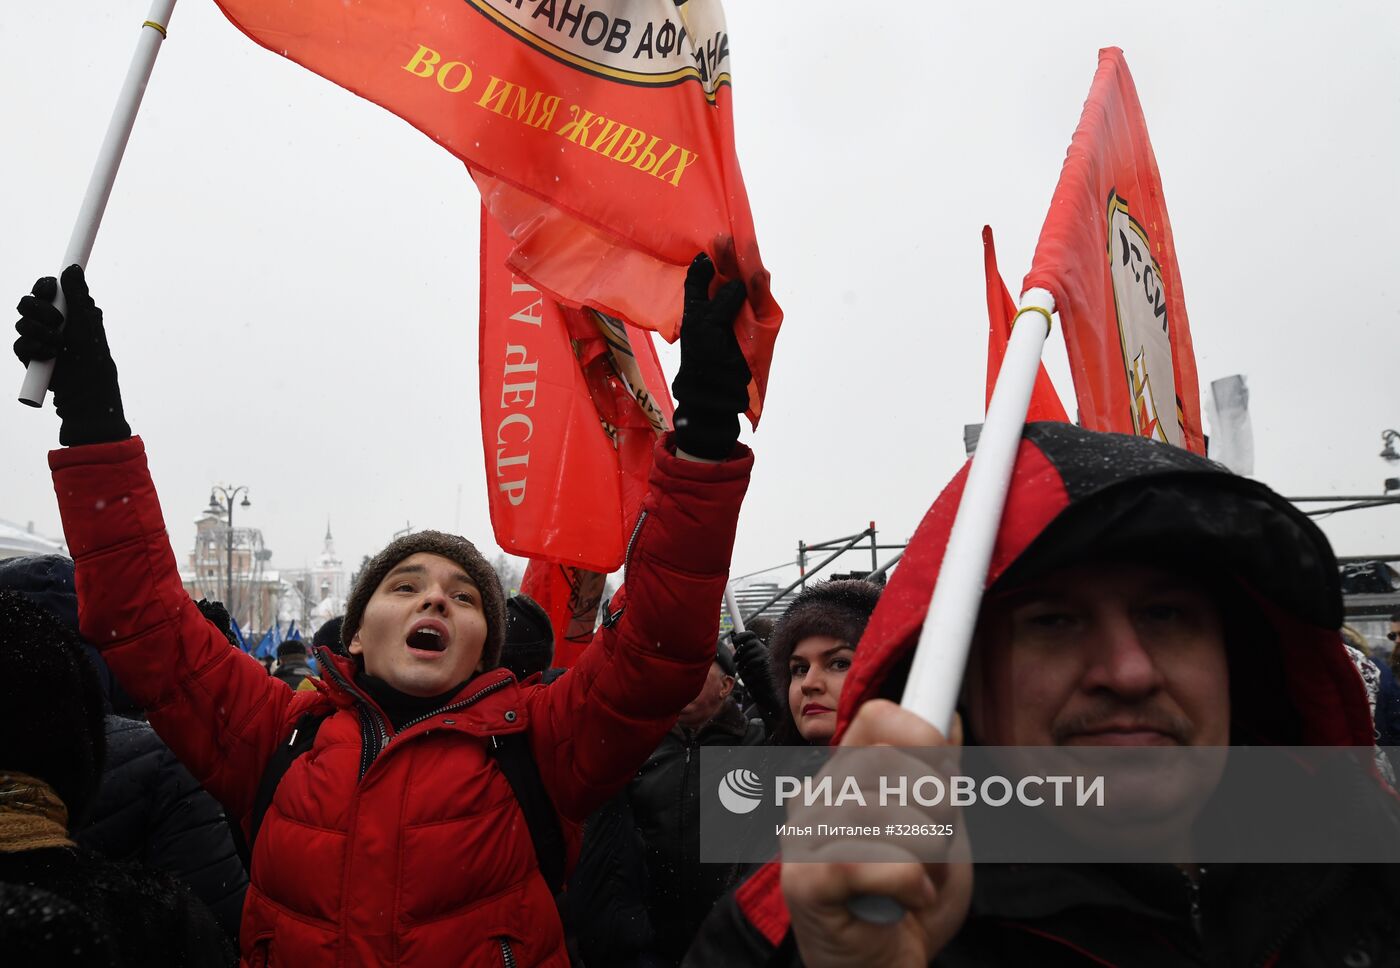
{"left": 847, "top": 287, "right": 1055, "bottom": 926}
{"left": 18, "top": 0, "right": 177, "bottom": 408}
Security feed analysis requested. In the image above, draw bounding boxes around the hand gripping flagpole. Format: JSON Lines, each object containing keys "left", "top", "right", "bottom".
{"left": 847, "top": 287, "right": 1056, "bottom": 926}
{"left": 18, "top": 0, "right": 177, "bottom": 408}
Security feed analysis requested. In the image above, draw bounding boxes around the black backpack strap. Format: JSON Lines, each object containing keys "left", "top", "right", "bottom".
{"left": 232, "top": 709, "right": 331, "bottom": 869}
{"left": 488, "top": 731, "right": 568, "bottom": 897}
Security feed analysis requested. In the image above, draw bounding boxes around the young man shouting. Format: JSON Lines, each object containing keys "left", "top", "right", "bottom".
{"left": 16, "top": 256, "right": 753, "bottom": 967}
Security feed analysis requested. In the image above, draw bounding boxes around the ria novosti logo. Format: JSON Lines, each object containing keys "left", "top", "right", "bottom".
{"left": 717, "top": 768, "right": 764, "bottom": 814}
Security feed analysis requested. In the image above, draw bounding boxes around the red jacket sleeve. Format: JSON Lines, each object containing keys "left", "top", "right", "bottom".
{"left": 526, "top": 434, "right": 753, "bottom": 821}
{"left": 50, "top": 437, "right": 297, "bottom": 822}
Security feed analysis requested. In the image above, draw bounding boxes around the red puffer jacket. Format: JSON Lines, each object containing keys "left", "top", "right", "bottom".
{"left": 51, "top": 434, "right": 752, "bottom": 967}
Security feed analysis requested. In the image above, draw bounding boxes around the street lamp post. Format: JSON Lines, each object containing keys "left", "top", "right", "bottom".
{"left": 1382, "top": 430, "right": 1400, "bottom": 463}
{"left": 207, "top": 485, "right": 251, "bottom": 616}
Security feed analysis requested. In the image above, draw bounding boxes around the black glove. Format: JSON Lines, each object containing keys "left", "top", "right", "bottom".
{"left": 14, "top": 265, "right": 129, "bottom": 446}
{"left": 732, "top": 630, "right": 784, "bottom": 734}
{"left": 671, "top": 252, "right": 750, "bottom": 460}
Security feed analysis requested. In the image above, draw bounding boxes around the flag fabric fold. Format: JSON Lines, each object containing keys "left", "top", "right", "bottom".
{"left": 983, "top": 225, "right": 1069, "bottom": 424}
{"left": 479, "top": 210, "right": 667, "bottom": 574}
{"left": 212, "top": 0, "right": 781, "bottom": 422}
{"left": 1022, "top": 47, "right": 1204, "bottom": 453}
{"left": 520, "top": 560, "right": 608, "bottom": 669}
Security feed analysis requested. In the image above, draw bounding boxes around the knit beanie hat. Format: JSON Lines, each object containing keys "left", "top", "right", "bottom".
{"left": 0, "top": 553, "right": 143, "bottom": 718}
{"left": 501, "top": 594, "right": 555, "bottom": 680}
{"left": 276, "top": 640, "right": 308, "bottom": 661}
{"left": 0, "top": 591, "right": 107, "bottom": 825}
{"left": 342, "top": 531, "right": 507, "bottom": 671}
{"left": 313, "top": 616, "right": 346, "bottom": 657}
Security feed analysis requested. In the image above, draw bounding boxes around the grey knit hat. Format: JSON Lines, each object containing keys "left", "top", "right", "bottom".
{"left": 341, "top": 531, "right": 507, "bottom": 672}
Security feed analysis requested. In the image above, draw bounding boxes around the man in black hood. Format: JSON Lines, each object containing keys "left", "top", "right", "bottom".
{"left": 690, "top": 423, "right": 1400, "bottom": 967}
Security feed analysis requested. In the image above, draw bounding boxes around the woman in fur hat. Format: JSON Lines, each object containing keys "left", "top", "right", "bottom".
{"left": 762, "top": 579, "right": 883, "bottom": 745}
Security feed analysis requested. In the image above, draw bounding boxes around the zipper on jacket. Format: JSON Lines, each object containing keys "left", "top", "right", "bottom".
{"left": 1181, "top": 865, "right": 1205, "bottom": 941}
{"left": 391, "top": 675, "right": 515, "bottom": 738}
{"left": 316, "top": 648, "right": 389, "bottom": 781}
{"left": 497, "top": 937, "right": 518, "bottom": 968}
{"left": 623, "top": 509, "right": 648, "bottom": 571}
{"left": 318, "top": 655, "right": 516, "bottom": 778}
{"left": 599, "top": 509, "right": 650, "bottom": 629}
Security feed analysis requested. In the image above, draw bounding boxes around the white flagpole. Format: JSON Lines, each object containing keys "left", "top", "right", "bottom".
{"left": 18, "top": 0, "right": 178, "bottom": 408}
{"left": 846, "top": 286, "right": 1055, "bottom": 927}
{"left": 724, "top": 583, "right": 746, "bottom": 635}
{"left": 898, "top": 287, "right": 1055, "bottom": 732}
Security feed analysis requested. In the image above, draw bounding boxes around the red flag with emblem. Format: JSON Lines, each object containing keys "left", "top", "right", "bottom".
{"left": 212, "top": 0, "right": 781, "bottom": 422}
{"left": 1022, "top": 48, "right": 1204, "bottom": 453}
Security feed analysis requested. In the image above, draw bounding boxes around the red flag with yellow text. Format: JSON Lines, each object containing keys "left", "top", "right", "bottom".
{"left": 1022, "top": 48, "right": 1203, "bottom": 453}
{"left": 212, "top": 0, "right": 781, "bottom": 422}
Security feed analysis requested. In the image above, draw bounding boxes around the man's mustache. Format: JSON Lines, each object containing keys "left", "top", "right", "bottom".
{"left": 1052, "top": 703, "right": 1194, "bottom": 743}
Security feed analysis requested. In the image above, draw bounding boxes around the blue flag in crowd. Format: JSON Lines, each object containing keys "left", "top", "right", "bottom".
{"left": 254, "top": 621, "right": 283, "bottom": 660}
{"left": 230, "top": 615, "right": 250, "bottom": 652}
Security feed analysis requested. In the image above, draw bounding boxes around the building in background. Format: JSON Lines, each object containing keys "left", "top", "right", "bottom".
{"left": 280, "top": 523, "right": 349, "bottom": 637}
{"left": 0, "top": 519, "right": 65, "bottom": 560}
{"left": 180, "top": 504, "right": 278, "bottom": 636}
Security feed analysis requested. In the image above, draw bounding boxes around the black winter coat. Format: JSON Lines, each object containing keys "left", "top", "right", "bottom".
{"left": 76, "top": 715, "right": 248, "bottom": 939}
{"left": 270, "top": 658, "right": 314, "bottom": 691}
{"left": 0, "top": 846, "right": 235, "bottom": 967}
{"left": 630, "top": 701, "right": 765, "bottom": 964}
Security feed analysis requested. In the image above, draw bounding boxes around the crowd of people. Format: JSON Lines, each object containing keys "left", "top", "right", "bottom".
{"left": 5, "top": 260, "right": 1400, "bottom": 967}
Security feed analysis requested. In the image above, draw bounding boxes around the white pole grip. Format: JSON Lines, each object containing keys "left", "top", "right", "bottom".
{"left": 899, "top": 288, "right": 1055, "bottom": 733}
{"left": 724, "top": 583, "right": 746, "bottom": 635}
{"left": 19, "top": 0, "right": 177, "bottom": 408}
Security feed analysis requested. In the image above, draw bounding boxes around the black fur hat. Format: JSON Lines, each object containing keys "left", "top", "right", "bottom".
{"left": 767, "top": 580, "right": 882, "bottom": 744}
{"left": 0, "top": 590, "right": 107, "bottom": 825}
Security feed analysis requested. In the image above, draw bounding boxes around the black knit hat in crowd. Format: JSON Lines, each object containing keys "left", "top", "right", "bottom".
{"left": 276, "top": 640, "right": 307, "bottom": 661}
{"left": 0, "top": 591, "right": 107, "bottom": 825}
{"left": 342, "top": 531, "right": 507, "bottom": 671}
{"left": 501, "top": 594, "right": 555, "bottom": 680}
{"left": 313, "top": 615, "right": 346, "bottom": 657}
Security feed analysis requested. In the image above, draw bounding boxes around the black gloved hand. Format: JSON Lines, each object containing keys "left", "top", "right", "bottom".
{"left": 732, "top": 630, "right": 784, "bottom": 734}
{"left": 14, "top": 265, "right": 129, "bottom": 446}
{"left": 671, "top": 252, "right": 750, "bottom": 460}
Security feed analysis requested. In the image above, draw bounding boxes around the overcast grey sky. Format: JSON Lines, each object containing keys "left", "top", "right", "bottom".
{"left": 3, "top": 1, "right": 1397, "bottom": 590}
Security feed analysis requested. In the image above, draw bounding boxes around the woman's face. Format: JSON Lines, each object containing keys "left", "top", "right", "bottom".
{"left": 787, "top": 634, "right": 855, "bottom": 744}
